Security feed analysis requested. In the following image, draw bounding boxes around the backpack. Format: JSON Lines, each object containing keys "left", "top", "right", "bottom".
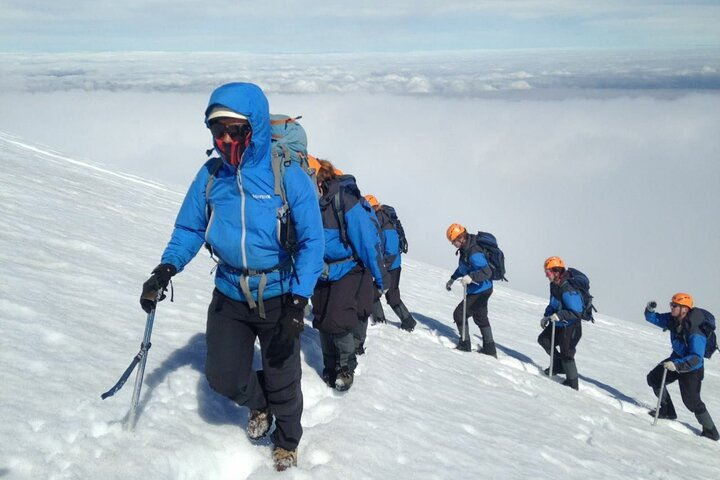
{"left": 564, "top": 267, "right": 597, "bottom": 322}
{"left": 695, "top": 308, "right": 718, "bottom": 359}
{"left": 474, "top": 231, "right": 508, "bottom": 282}
{"left": 381, "top": 205, "right": 408, "bottom": 253}
{"left": 204, "top": 114, "right": 314, "bottom": 259}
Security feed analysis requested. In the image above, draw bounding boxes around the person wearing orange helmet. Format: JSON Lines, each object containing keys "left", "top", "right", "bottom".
{"left": 644, "top": 293, "right": 719, "bottom": 440}
{"left": 445, "top": 223, "right": 497, "bottom": 357}
{"left": 364, "top": 194, "right": 416, "bottom": 333}
{"left": 538, "top": 256, "right": 585, "bottom": 390}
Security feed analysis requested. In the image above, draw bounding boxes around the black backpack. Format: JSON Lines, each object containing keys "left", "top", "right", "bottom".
{"left": 474, "top": 231, "right": 507, "bottom": 282}
{"left": 695, "top": 308, "right": 718, "bottom": 359}
{"left": 381, "top": 205, "right": 408, "bottom": 253}
{"left": 564, "top": 268, "right": 597, "bottom": 322}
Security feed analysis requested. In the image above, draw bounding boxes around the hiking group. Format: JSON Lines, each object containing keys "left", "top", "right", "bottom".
{"left": 137, "top": 82, "right": 718, "bottom": 471}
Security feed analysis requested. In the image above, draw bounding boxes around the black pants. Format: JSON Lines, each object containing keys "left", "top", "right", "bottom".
{"left": 453, "top": 288, "right": 493, "bottom": 332}
{"left": 312, "top": 265, "right": 363, "bottom": 335}
{"left": 205, "top": 289, "right": 303, "bottom": 451}
{"left": 384, "top": 267, "right": 402, "bottom": 307}
{"left": 647, "top": 360, "right": 708, "bottom": 414}
{"left": 538, "top": 321, "right": 582, "bottom": 361}
{"left": 353, "top": 267, "right": 376, "bottom": 351}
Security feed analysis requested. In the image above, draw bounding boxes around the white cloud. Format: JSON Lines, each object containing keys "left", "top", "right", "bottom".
{"left": 1, "top": 50, "right": 719, "bottom": 95}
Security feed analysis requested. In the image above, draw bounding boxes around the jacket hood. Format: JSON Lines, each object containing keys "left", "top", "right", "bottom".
{"left": 205, "top": 82, "right": 271, "bottom": 168}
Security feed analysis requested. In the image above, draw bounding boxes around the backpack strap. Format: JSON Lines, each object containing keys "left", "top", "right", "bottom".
{"left": 333, "top": 187, "right": 349, "bottom": 247}
{"left": 204, "top": 157, "right": 225, "bottom": 261}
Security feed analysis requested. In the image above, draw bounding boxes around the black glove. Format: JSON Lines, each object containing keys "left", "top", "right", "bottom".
{"left": 278, "top": 294, "right": 308, "bottom": 342}
{"left": 646, "top": 301, "right": 657, "bottom": 313}
{"left": 140, "top": 263, "right": 177, "bottom": 313}
{"left": 399, "top": 238, "right": 408, "bottom": 254}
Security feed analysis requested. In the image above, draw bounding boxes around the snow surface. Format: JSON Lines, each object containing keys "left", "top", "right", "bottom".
{"left": 0, "top": 131, "right": 717, "bottom": 479}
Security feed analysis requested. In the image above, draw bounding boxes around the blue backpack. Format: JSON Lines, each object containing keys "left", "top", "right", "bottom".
{"left": 474, "top": 231, "right": 507, "bottom": 282}
{"left": 696, "top": 308, "right": 718, "bottom": 359}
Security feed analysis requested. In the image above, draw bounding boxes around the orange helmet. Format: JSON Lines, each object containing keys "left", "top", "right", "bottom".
{"left": 307, "top": 154, "right": 321, "bottom": 173}
{"left": 543, "top": 256, "right": 566, "bottom": 271}
{"left": 364, "top": 194, "right": 379, "bottom": 207}
{"left": 446, "top": 223, "right": 466, "bottom": 242}
{"left": 671, "top": 292, "right": 694, "bottom": 309}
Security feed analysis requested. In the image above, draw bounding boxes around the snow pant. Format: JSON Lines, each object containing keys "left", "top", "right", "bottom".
{"left": 384, "top": 267, "right": 402, "bottom": 307}
{"left": 453, "top": 288, "right": 494, "bottom": 345}
{"left": 353, "top": 267, "right": 375, "bottom": 352}
{"left": 320, "top": 330, "right": 357, "bottom": 376}
{"left": 312, "top": 265, "right": 363, "bottom": 374}
{"left": 538, "top": 321, "right": 581, "bottom": 383}
{"left": 205, "top": 289, "right": 303, "bottom": 451}
{"left": 647, "top": 360, "right": 709, "bottom": 416}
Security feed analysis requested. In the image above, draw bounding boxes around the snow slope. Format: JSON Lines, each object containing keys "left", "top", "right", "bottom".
{"left": 0, "top": 132, "right": 717, "bottom": 479}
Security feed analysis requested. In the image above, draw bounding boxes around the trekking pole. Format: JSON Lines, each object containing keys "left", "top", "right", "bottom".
{"left": 653, "top": 368, "right": 669, "bottom": 426}
{"left": 462, "top": 284, "right": 468, "bottom": 344}
{"left": 548, "top": 319, "right": 556, "bottom": 377}
{"left": 101, "top": 290, "right": 162, "bottom": 431}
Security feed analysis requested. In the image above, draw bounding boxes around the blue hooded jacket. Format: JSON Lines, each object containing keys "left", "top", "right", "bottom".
{"left": 160, "top": 82, "right": 324, "bottom": 302}
{"left": 543, "top": 271, "right": 584, "bottom": 328}
{"left": 451, "top": 233, "right": 492, "bottom": 295}
{"left": 318, "top": 176, "right": 386, "bottom": 289}
{"left": 645, "top": 308, "right": 706, "bottom": 372}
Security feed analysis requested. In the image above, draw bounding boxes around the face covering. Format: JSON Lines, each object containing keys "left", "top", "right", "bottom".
{"left": 215, "top": 129, "right": 252, "bottom": 167}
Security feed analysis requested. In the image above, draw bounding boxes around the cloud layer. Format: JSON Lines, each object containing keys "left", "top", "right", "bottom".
{"left": 1, "top": 50, "right": 719, "bottom": 96}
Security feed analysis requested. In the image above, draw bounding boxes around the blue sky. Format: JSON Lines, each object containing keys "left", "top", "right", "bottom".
{"left": 1, "top": 0, "right": 719, "bottom": 53}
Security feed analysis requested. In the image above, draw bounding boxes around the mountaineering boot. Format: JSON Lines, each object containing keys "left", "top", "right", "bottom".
{"left": 701, "top": 427, "right": 720, "bottom": 441}
{"left": 392, "top": 303, "right": 417, "bottom": 332}
{"left": 335, "top": 366, "right": 354, "bottom": 392}
{"left": 371, "top": 299, "right": 387, "bottom": 324}
{"left": 479, "top": 327, "right": 497, "bottom": 358}
{"left": 322, "top": 368, "right": 336, "bottom": 388}
{"left": 561, "top": 358, "right": 579, "bottom": 390}
{"left": 648, "top": 387, "right": 678, "bottom": 419}
{"left": 247, "top": 406, "right": 272, "bottom": 440}
{"left": 273, "top": 447, "right": 298, "bottom": 471}
{"left": 543, "top": 356, "right": 566, "bottom": 376}
{"left": 456, "top": 339, "right": 472, "bottom": 352}
{"left": 647, "top": 408, "right": 678, "bottom": 420}
{"left": 480, "top": 343, "right": 498, "bottom": 358}
{"left": 696, "top": 411, "right": 720, "bottom": 441}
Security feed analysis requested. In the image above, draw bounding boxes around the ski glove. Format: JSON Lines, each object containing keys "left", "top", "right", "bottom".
{"left": 663, "top": 360, "right": 677, "bottom": 372}
{"left": 540, "top": 314, "right": 560, "bottom": 329}
{"left": 445, "top": 278, "right": 455, "bottom": 291}
{"left": 460, "top": 275, "right": 474, "bottom": 286}
{"left": 140, "top": 263, "right": 177, "bottom": 313}
{"left": 646, "top": 301, "right": 657, "bottom": 313}
{"left": 277, "top": 295, "right": 307, "bottom": 343}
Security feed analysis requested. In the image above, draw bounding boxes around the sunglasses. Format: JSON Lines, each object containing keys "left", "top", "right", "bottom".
{"left": 670, "top": 302, "right": 682, "bottom": 308}
{"left": 209, "top": 122, "right": 251, "bottom": 140}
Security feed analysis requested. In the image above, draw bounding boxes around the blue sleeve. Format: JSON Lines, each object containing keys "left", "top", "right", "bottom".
{"left": 160, "top": 165, "right": 211, "bottom": 272}
{"left": 345, "top": 203, "right": 386, "bottom": 289}
{"left": 675, "top": 333, "right": 706, "bottom": 372}
{"left": 556, "top": 290, "right": 584, "bottom": 322}
{"left": 468, "top": 251, "right": 492, "bottom": 284}
{"left": 645, "top": 310, "right": 671, "bottom": 329}
{"left": 283, "top": 166, "right": 324, "bottom": 299}
{"left": 544, "top": 298, "right": 556, "bottom": 317}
